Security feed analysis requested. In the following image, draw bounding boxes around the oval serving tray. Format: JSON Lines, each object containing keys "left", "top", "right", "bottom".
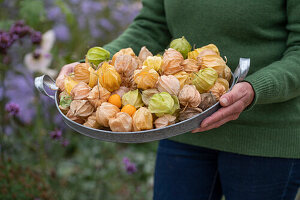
{"left": 35, "top": 58, "right": 250, "bottom": 143}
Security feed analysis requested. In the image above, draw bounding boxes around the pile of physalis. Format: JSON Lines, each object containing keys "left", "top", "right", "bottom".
{"left": 55, "top": 37, "right": 232, "bottom": 132}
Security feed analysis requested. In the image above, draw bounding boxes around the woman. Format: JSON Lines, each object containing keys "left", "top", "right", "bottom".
{"left": 57, "top": 0, "right": 300, "bottom": 199}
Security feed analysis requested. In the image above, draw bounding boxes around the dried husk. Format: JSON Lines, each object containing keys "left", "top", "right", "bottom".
{"left": 96, "top": 102, "right": 120, "bottom": 127}
{"left": 134, "top": 66, "right": 159, "bottom": 90}
{"left": 98, "top": 62, "right": 121, "bottom": 92}
{"left": 88, "top": 67, "right": 98, "bottom": 88}
{"left": 70, "top": 81, "right": 91, "bottom": 100}
{"left": 112, "top": 86, "right": 130, "bottom": 98}
{"left": 192, "top": 68, "right": 218, "bottom": 93}
{"left": 59, "top": 105, "right": 69, "bottom": 115}
{"left": 111, "top": 48, "right": 135, "bottom": 65}
{"left": 138, "top": 46, "right": 153, "bottom": 63}
{"left": 74, "top": 63, "right": 90, "bottom": 83}
{"left": 156, "top": 75, "right": 181, "bottom": 96}
{"left": 114, "top": 54, "right": 139, "bottom": 88}
{"left": 132, "top": 107, "right": 153, "bottom": 131}
{"left": 69, "top": 100, "right": 94, "bottom": 118}
{"left": 142, "top": 88, "right": 159, "bottom": 106}
{"left": 216, "top": 78, "right": 229, "bottom": 91}
{"left": 87, "top": 84, "right": 111, "bottom": 108}
{"left": 83, "top": 112, "right": 101, "bottom": 129}
{"left": 109, "top": 112, "right": 133, "bottom": 132}
{"left": 209, "top": 78, "right": 229, "bottom": 101}
{"left": 114, "top": 54, "right": 139, "bottom": 77}
{"left": 66, "top": 109, "right": 85, "bottom": 124}
{"left": 197, "top": 49, "right": 218, "bottom": 58}
{"left": 198, "top": 54, "right": 228, "bottom": 78}
{"left": 198, "top": 92, "right": 217, "bottom": 111}
{"left": 161, "top": 48, "right": 184, "bottom": 75}
{"left": 173, "top": 71, "right": 193, "bottom": 89}
{"left": 64, "top": 76, "right": 79, "bottom": 94}
{"left": 154, "top": 114, "right": 176, "bottom": 129}
{"left": 178, "top": 107, "right": 203, "bottom": 121}
{"left": 181, "top": 59, "right": 200, "bottom": 73}
{"left": 178, "top": 85, "right": 201, "bottom": 107}
{"left": 188, "top": 44, "right": 220, "bottom": 60}
{"left": 223, "top": 65, "right": 232, "bottom": 82}
{"left": 135, "top": 56, "right": 144, "bottom": 69}
{"left": 143, "top": 56, "right": 163, "bottom": 71}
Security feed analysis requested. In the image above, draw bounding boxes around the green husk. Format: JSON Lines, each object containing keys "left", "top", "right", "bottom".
{"left": 86, "top": 47, "right": 110, "bottom": 68}
{"left": 122, "top": 89, "right": 144, "bottom": 108}
{"left": 148, "top": 92, "right": 179, "bottom": 117}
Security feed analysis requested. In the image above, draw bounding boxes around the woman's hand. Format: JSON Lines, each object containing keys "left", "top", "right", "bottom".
{"left": 55, "top": 62, "right": 79, "bottom": 90}
{"left": 191, "top": 82, "right": 255, "bottom": 133}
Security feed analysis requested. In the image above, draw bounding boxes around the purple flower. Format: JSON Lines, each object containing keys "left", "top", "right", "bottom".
{"left": 50, "top": 129, "right": 62, "bottom": 140}
{"left": 10, "top": 22, "right": 31, "bottom": 38}
{"left": 4, "top": 71, "right": 36, "bottom": 124}
{"left": 0, "top": 86, "right": 3, "bottom": 100}
{"left": 90, "top": 2, "right": 103, "bottom": 12}
{"left": 81, "top": 1, "right": 92, "bottom": 14}
{"left": 122, "top": 157, "right": 137, "bottom": 174}
{"left": 69, "top": 0, "right": 80, "bottom": 4}
{"left": 47, "top": 7, "right": 62, "bottom": 21}
{"left": 5, "top": 102, "right": 20, "bottom": 116}
{"left": 99, "top": 19, "right": 114, "bottom": 31}
{"left": 54, "top": 24, "right": 70, "bottom": 41}
{"left": 61, "top": 139, "right": 69, "bottom": 147}
{"left": 31, "top": 31, "right": 42, "bottom": 44}
{"left": 4, "top": 126, "right": 13, "bottom": 136}
{"left": 0, "top": 32, "right": 13, "bottom": 54}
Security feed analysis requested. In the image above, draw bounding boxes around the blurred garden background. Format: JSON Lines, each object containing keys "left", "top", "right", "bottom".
{"left": 0, "top": 0, "right": 159, "bottom": 199}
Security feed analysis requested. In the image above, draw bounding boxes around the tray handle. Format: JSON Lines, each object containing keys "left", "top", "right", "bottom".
{"left": 233, "top": 58, "right": 250, "bottom": 85}
{"left": 34, "top": 75, "right": 58, "bottom": 100}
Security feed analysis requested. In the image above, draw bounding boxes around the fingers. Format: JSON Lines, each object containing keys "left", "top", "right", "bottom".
{"left": 56, "top": 62, "right": 79, "bottom": 90}
{"left": 202, "top": 95, "right": 247, "bottom": 127}
{"left": 59, "top": 62, "right": 78, "bottom": 76}
{"left": 220, "top": 83, "right": 248, "bottom": 107}
{"left": 191, "top": 113, "right": 239, "bottom": 133}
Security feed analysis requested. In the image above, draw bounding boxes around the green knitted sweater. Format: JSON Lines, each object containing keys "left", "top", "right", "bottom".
{"left": 103, "top": 0, "right": 300, "bottom": 158}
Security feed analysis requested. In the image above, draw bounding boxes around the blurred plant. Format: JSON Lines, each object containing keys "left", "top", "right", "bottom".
{"left": 24, "top": 30, "right": 57, "bottom": 77}
{"left": 0, "top": 1, "right": 159, "bottom": 200}
{"left": 123, "top": 157, "right": 138, "bottom": 174}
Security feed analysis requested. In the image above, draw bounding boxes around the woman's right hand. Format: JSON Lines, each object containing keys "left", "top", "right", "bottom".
{"left": 55, "top": 62, "right": 79, "bottom": 90}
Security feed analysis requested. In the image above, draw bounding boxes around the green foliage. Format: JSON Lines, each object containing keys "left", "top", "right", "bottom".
{"left": 19, "top": 0, "right": 46, "bottom": 28}
{"left": 55, "top": 0, "right": 75, "bottom": 26}
{"left": 0, "top": 20, "right": 13, "bottom": 31}
{"left": 0, "top": 160, "right": 56, "bottom": 200}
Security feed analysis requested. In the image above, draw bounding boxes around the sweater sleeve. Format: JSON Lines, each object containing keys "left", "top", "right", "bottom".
{"left": 103, "top": 0, "right": 172, "bottom": 56}
{"left": 244, "top": 0, "right": 300, "bottom": 108}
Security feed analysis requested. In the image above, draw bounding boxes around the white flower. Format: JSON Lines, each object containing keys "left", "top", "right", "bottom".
{"left": 24, "top": 30, "right": 57, "bottom": 77}
{"left": 41, "top": 30, "right": 55, "bottom": 53}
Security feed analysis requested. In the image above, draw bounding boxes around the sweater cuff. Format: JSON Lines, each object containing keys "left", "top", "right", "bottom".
{"left": 243, "top": 72, "right": 274, "bottom": 111}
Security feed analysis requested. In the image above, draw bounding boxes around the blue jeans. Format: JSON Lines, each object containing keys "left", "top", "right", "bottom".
{"left": 153, "top": 139, "right": 300, "bottom": 200}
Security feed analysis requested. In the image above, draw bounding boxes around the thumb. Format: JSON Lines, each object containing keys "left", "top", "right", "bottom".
{"left": 220, "top": 83, "right": 247, "bottom": 107}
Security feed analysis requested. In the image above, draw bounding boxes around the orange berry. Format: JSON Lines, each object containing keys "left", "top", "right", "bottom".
{"left": 108, "top": 94, "right": 122, "bottom": 108}
{"left": 121, "top": 104, "right": 136, "bottom": 117}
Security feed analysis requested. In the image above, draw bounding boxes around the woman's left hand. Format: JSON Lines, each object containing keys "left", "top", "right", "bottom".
{"left": 191, "top": 82, "right": 255, "bottom": 133}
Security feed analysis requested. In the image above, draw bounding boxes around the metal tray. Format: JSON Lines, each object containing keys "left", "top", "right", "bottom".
{"left": 35, "top": 58, "right": 250, "bottom": 143}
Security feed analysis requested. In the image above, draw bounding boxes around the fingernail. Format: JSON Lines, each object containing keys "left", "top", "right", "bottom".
{"left": 220, "top": 98, "right": 228, "bottom": 106}
{"left": 201, "top": 123, "right": 207, "bottom": 128}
